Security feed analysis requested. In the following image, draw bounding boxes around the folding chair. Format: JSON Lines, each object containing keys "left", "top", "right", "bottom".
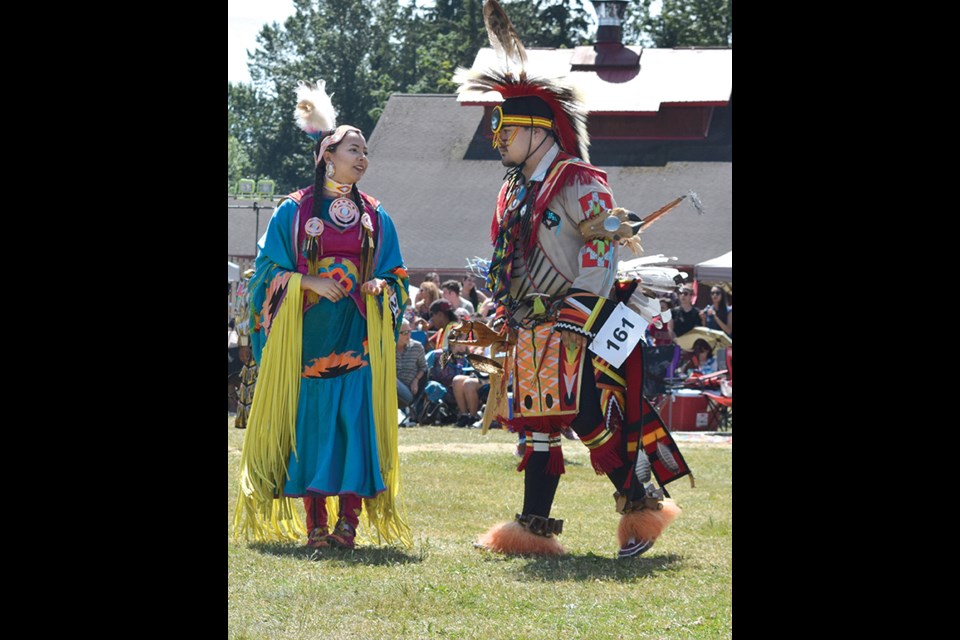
{"left": 411, "top": 330, "right": 429, "bottom": 348}
{"left": 702, "top": 347, "right": 732, "bottom": 430}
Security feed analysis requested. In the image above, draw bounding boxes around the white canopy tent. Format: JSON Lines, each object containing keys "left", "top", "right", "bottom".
{"left": 228, "top": 261, "right": 241, "bottom": 282}
{"left": 694, "top": 250, "right": 731, "bottom": 282}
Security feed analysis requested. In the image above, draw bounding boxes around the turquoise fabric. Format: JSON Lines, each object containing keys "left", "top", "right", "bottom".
{"left": 248, "top": 191, "right": 408, "bottom": 499}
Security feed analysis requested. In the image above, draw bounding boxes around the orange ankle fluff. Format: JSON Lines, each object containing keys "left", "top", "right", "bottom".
{"left": 616, "top": 499, "right": 681, "bottom": 547}
{"left": 477, "top": 521, "right": 565, "bottom": 555}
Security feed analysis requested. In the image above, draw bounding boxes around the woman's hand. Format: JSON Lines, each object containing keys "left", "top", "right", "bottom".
{"left": 360, "top": 278, "right": 386, "bottom": 296}
{"left": 302, "top": 275, "right": 348, "bottom": 302}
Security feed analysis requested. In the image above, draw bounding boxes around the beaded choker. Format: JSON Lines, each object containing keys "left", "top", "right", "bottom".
{"left": 323, "top": 176, "right": 353, "bottom": 196}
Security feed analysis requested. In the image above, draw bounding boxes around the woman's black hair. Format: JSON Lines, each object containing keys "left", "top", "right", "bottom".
{"left": 693, "top": 338, "right": 713, "bottom": 356}
{"left": 463, "top": 278, "right": 481, "bottom": 309}
{"left": 710, "top": 288, "right": 730, "bottom": 325}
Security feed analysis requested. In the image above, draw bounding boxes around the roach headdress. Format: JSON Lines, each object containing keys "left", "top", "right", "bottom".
{"left": 454, "top": 0, "right": 591, "bottom": 162}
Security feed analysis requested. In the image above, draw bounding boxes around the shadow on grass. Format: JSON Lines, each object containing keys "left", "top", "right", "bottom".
{"left": 248, "top": 542, "right": 424, "bottom": 565}
{"left": 515, "top": 551, "right": 683, "bottom": 581}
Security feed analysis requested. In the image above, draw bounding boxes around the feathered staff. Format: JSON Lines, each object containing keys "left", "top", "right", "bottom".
{"left": 578, "top": 191, "right": 706, "bottom": 255}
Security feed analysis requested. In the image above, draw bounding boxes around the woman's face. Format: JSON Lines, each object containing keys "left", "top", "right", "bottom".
{"left": 462, "top": 278, "right": 474, "bottom": 292}
{"left": 710, "top": 289, "right": 723, "bottom": 304}
{"left": 325, "top": 131, "right": 369, "bottom": 185}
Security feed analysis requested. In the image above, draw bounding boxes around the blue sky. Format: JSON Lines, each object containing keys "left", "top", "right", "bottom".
{"left": 228, "top": 0, "right": 297, "bottom": 84}
{"left": 228, "top": 0, "right": 438, "bottom": 84}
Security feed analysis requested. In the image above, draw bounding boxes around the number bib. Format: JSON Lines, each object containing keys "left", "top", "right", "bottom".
{"left": 589, "top": 302, "right": 647, "bottom": 368}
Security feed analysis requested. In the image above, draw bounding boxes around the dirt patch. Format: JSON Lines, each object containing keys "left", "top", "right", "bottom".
{"left": 399, "top": 442, "right": 516, "bottom": 455}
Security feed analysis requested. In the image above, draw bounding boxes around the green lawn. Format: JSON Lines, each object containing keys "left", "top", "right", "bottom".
{"left": 228, "top": 418, "right": 732, "bottom": 639}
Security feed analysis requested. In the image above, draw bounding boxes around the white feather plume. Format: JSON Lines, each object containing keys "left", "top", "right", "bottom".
{"left": 294, "top": 79, "right": 337, "bottom": 135}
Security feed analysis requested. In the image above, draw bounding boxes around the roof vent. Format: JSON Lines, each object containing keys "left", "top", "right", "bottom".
{"left": 592, "top": 1, "right": 628, "bottom": 46}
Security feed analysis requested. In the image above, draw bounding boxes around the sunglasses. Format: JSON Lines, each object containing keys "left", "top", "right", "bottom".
{"left": 399, "top": 330, "right": 411, "bottom": 335}
{"left": 711, "top": 291, "right": 722, "bottom": 295}
{"left": 679, "top": 291, "right": 692, "bottom": 296}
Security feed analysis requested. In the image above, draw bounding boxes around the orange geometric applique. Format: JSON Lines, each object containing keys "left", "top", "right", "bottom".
{"left": 302, "top": 351, "right": 367, "bottom": 378}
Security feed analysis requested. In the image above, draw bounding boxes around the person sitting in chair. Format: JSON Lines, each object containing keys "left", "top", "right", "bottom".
{"left": 396, "top": 318, "right": 426, "bottom": 413}
{"left": 677, "top": 339, "right": 718, "bottom": 377}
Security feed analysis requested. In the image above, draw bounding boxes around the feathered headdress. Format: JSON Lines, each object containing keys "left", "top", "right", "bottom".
{"left": 293, "top": 79, "right": 360, "bottom": 167}
{"left": 293, "top": 79, "right": 337, "bottom": 141}
{"left": 454, "top": 0, "right": 591, "bottom": 162}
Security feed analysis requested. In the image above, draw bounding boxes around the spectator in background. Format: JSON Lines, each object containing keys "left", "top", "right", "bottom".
{"left": 396, "top": 319, "right": 427, "bottom": 412}
{"left": 462, "top": 276, "right": 489, "bottom": 317}
{"left": 700, "top": 286, "right": 732, "bottom": 338}
{"left": 424, "top": 341, "right": 485, "bottom": 427}
{"left": 414, "top": 281, "right": 441, "bottom": 327}
{"left": 645, "top": 298, "right": 675, "bottom": 346}
{"left": 677, "top": 338, "right": 718, "bottom": 377}
{"left": 423, "top": 272, "right": 441, "bottom": 286}
{"left": 233, "top": 269, "right": 259, "bottom": 429}
{"left": 428, "top": 299, "right": 459, "bottom": 349}
{"left": 441, "top": 279, "right": 475, "bottom": 316}
{"left": 672, "top": 285, "right": 702, "bottom": 339}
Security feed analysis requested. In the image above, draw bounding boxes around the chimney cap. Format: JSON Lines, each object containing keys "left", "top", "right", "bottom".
{"left": 592, "top": 0, "right": 628, "bottom": 26}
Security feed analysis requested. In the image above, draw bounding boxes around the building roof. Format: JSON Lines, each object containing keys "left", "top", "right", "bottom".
{"left": 361, "top": 94, "right": 730, "bottom": 272}
{"left": 229, "top": 93, "right": 731, "bottom": 273}
{"left": 459, "top": 47, "right": 733, "bottom": 114}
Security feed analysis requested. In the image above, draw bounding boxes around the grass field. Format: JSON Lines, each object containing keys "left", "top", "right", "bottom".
{"left": 228, "top": 417, "right": 732, "bottom": 639}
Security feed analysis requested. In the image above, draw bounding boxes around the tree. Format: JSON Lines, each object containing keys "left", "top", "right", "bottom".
{"left": 230, "top": 0, "right": 727, "bottom": 191}
{"left": 624, "top": 0, "right": 732, "bottom": 48}
{"left": 237, "top": 0, "right": 401, "bottom": 191}
{"left": 227, "top": 136, "right": 252, "bottom": 188}
{"left": 501, "top": 0, "right": 592, "bottom": 48}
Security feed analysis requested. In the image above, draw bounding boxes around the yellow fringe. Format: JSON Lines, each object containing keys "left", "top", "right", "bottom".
{"left": 357, "top": 289, "right": 413, "bottom": 547}
{"left": 233, "top": 273, "right": 307, "bottom": 543}
{"left": 232, "top": 280, "right": 411, "bottom": 548}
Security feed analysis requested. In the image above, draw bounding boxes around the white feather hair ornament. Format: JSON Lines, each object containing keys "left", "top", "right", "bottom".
{"left": 294, "top": 79, "right": 337, "bottom": 140}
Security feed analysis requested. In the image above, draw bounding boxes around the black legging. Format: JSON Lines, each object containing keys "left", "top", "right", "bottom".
{"left": 520, "top": 358, "right": 640, "bottom": 517}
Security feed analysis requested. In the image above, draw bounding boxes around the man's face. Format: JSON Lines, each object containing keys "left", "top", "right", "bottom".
{"left": 398, "top": 322, "right": 411, "bottom": 347}
{"left": 496, "top": 126, "right": 533, "bottom": 167}
{"left": 442, "top": 288, "right": 458, "bottom": 304}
